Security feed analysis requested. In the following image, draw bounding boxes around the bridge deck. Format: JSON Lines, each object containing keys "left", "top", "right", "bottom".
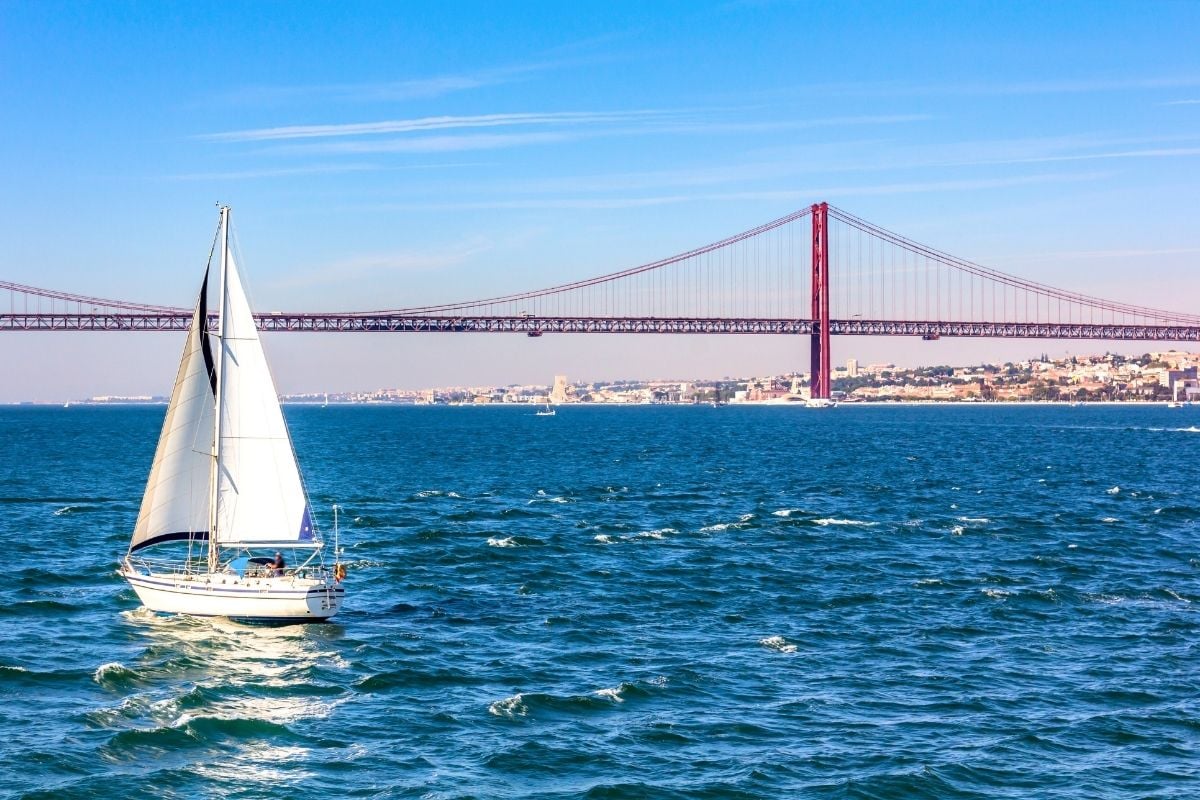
{"left": 2, "top": 313, "right": 1198, "bottom": 340}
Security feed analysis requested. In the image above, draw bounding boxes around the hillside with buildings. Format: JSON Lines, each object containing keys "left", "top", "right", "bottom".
{"left": 273, "top": 350, "right": 1200, "bottom": 406}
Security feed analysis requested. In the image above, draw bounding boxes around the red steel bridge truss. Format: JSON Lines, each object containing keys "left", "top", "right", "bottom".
{"left": 4, "top": 203, "right": 1199, "bottom": 398}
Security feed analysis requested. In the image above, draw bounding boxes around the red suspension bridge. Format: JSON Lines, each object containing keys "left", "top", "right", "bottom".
{"left": 3, "top": 203, "right": 1199, "bottom": 399}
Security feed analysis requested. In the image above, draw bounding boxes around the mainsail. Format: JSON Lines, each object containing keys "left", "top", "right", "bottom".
{"left": 213, "top": 249, "right": 314, "bottom": 546}
{"left": 128, "top": 271, "right": 217, "bottom": 552}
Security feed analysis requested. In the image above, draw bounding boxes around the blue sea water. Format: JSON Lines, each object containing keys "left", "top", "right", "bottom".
{"left": 1, "top": 403, "right": 1197, "bottom": 799}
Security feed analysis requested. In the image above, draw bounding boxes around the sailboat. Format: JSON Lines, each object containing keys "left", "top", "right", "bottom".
{"left": 1167, "top": 382, "right": 1184, "bottom": 408}
{"left": 119, "top": 207, "right": 345, "bottom": 623}
{"left": 536, "top": 403, "right": 556, "bottom": 416}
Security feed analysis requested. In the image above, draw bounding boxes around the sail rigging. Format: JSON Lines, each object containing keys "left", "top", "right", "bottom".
{"left": 128, "top": 270, "right": 217, "bottom": 553}
{"left": 213, "top": 241, "right": 313, "bottom": 547}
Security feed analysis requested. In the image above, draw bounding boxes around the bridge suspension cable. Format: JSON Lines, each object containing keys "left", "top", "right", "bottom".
{"left": 2, "top": 203, "right": 1197, "bottom": 351}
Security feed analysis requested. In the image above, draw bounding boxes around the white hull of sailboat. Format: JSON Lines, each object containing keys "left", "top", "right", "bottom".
{"left": 121, "top": 568, "right": 344, "bottom": 623}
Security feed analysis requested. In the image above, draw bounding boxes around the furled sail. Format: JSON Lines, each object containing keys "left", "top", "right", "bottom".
{"left": 213, "top": 250, "right": 314, "bottom": 546}
{"left": 128, "top": 271, "right": 217, "bottom": 552}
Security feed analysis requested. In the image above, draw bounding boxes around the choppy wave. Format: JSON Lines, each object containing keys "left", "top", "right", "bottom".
{"left": 760, "top": 635, "right": 798, "bottom": 653}
{"left": 488, "top": 684, "right": 650, "bottom": 719}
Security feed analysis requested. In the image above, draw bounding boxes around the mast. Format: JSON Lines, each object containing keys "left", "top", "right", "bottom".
{"left": 208, "top": 206, "right": 230, "bottom": 573}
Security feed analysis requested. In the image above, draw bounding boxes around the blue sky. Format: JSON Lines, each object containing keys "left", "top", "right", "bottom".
{"left": 2, "top": 1, "right": 1199, "bottom": 400}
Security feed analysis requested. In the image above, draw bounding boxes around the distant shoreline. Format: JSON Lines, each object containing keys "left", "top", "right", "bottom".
{"left": 6, "top": 399, "right": 1188, "bottom": 409}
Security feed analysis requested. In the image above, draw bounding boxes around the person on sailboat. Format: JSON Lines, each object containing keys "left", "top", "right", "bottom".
{"left": 269, "top": 552, "right": 287, "bottom": 576}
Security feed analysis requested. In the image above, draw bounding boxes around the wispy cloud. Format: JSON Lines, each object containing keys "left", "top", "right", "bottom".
{"left": 967, "top": 146, "right": 1200, "bottom": 166}
{"left": 927, "top": 75, "right": 1200, "bottom": 96}
{"left": 201, "top": 110, "right": 680, "bottom": 143}
{"left": 357, "top": 171, "right": 1107, "bottom": 212}
{"left": 284, "top": 131, "right": 577, "bottom": 155}
{"left": 162, "top": 163, "right": 379, "bottom": 181}
{"left": 204, "top": 111, "right": 931, "bottom": 158}
{"left": 214, "top": 62, "right": 554, "bottom": 107}
{"left": 161, "top": 161, "right": 488, "bottom": 181}
{"left": 1163, "top": 99, "right": 1200, "bottom": 106}
{"left": 748, "top": 75, "right": 1200, "bottom": 103}
{"left": 745, "top": 132, "right": 1200, "bottom": 176}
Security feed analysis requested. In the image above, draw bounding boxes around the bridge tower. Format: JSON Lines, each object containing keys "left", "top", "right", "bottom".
{"left": 810, "top": 202, "right": 831, "bottom": 399}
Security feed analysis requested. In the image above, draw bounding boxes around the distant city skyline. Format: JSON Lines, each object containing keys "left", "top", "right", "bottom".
{"left": 19, "top": 346, "right": 1198, "bottom": 406}
{"left": 2, "top": 1, "right": 1199, "bottom": 402}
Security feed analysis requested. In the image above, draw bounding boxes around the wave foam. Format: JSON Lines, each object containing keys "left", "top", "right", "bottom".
{"left": 1106, "top": 486, "right": 1120, "bottom": 495}
{"left": 593, "top": 686, "right": 626, "bottom": 703}
{"left": 488, "top": 693, "right": 527, "bottom": 717}
{"left": 93, "top": 661, "right": 136, "bottom": 685}
{"left": 813, "top": 518, "right": 876, "bottom": 527}
{"left": 636, "top": 528, "right": 676, "bottom": 539}
{"left": 760, "top": 635, "right": 797, "bottom": 653}
{"left": 487, "top": 537, "right": 518, "bottom": 548}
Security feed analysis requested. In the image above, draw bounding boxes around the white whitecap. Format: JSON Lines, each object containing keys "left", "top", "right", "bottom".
{"left": 759, "top": 635, "right": 797, "bottom": 653}
{"left": 813, "top": 518, "right": 876, "bottom": 527}
{"left": 488, "top": 693, "right": 527, "bottom": 717}
{"left": 1106, "top": 486, "right": 1120, "bottom": 495}
{"left": 93, "top": 662, "right": 132, "bottom": 683}
{"left": 593, "top": 686, "right": 625, "bottom": 703}
{"left": 636, "top": 528, "right": 675, "bottom": 539}
{"left": 487, "top": 537, "right": 518, "bottom": 548}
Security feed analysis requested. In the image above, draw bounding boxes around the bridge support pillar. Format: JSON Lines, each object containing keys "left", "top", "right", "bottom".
{"left": 810, "top": 202, "right": 831, "bottom": 399}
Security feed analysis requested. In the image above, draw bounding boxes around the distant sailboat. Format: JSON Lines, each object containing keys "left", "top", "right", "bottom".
{"left": 1168, "top": 383, "right": 1183, "bottom": 408}
{"left": 119, "top": 207, "right": 345, "bottom": 623}
{"left": 536, "top": 403, "right": 556, "bottom": 416}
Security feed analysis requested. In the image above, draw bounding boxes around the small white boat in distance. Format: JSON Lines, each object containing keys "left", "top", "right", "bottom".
{"left": 806, "top": 397, "right": 837, "bottom": 409}
{"left": 1168, "top": 383, "right": 1183, "bottom": 408}
{"left": 536, "top": 403, "right": 556, "bottom": 416}
{"left": 119, "top": 207, "right": 345, "bottom": 624}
